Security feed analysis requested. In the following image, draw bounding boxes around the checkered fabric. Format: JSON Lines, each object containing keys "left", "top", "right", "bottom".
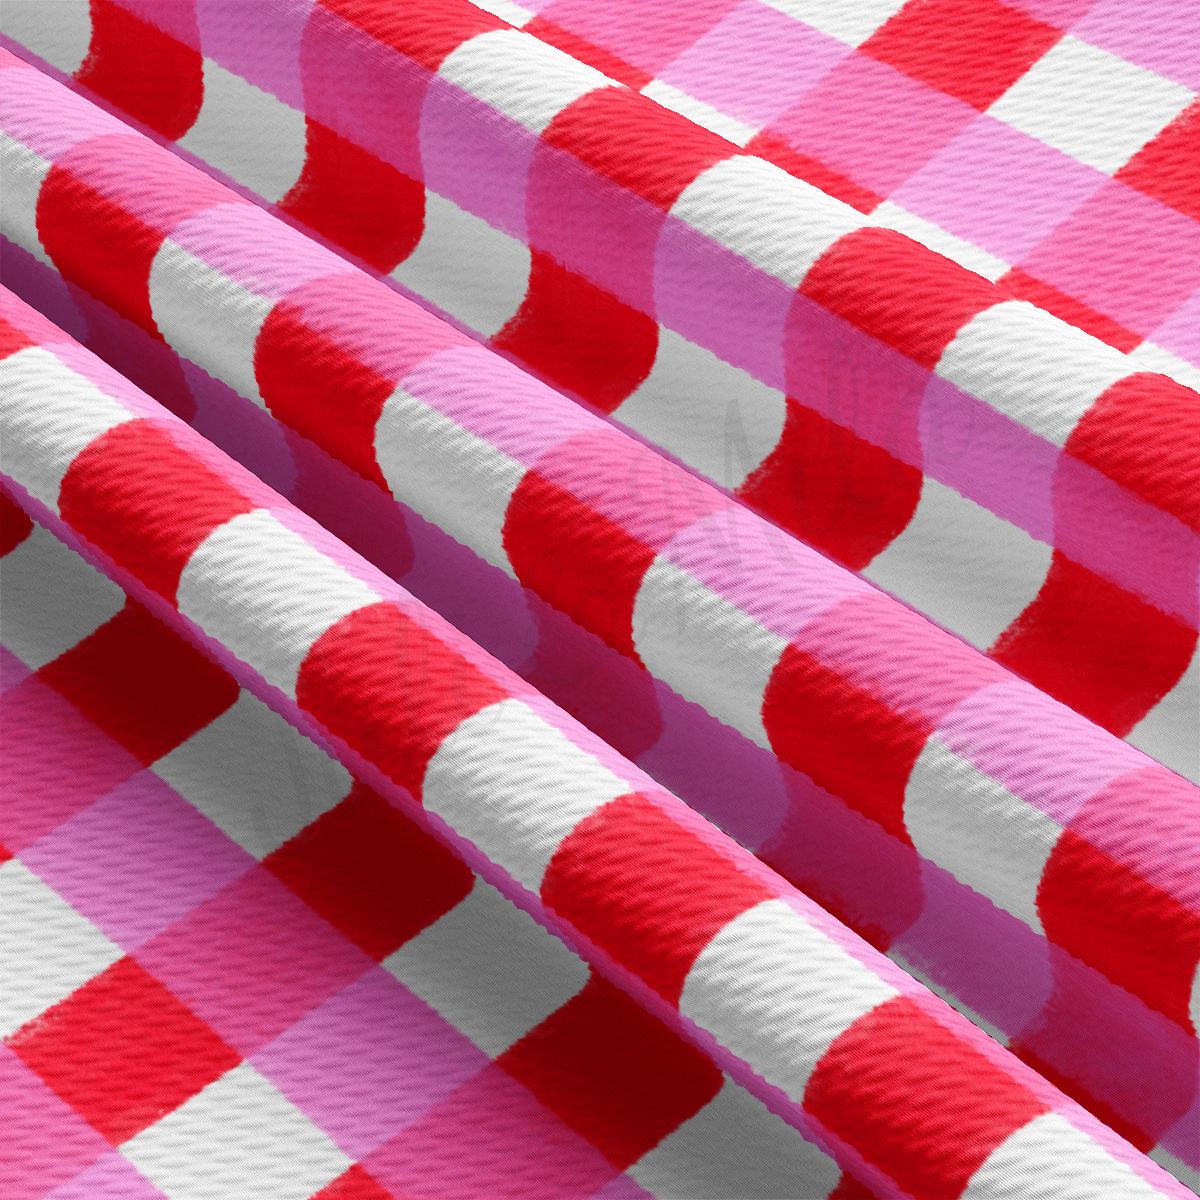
{"left": 1, "top": 284, "right": 1194, "bottom": 1200}
{"left": 0, "top": 498, "right": 857, "bottom": 1200}
{"left": 1, "top": 5, "right": 1198, "bottom": 1197}
{"left": 2, "top": 0, "right": 1196, "bottom": 780}
{"left": 514, "top": 0, "right": 1200, "bottom": 384}
{"left": 1, "top": 34, "right": 1199, "bottom": 1190}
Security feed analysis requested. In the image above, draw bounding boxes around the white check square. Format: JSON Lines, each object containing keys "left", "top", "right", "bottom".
{"left": 990, "top": 36, "right": 1194, "bottom": 174}
{"left": 122, "top": 1063, "right": 350, "bottom": 1200}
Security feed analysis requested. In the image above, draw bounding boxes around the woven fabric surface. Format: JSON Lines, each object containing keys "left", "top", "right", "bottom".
{"left": 1, "top": 0, "right": 1196, "bottom": 780}
{"left": 0, "top": 3, "right": 1197, "bottom": 1198}
{"left": 2, "top": 44, "right": 1200, "bottom": 1179}
{"left": 1, "top": 284, "right": 1193, "bottom": 1200}
{"left": 1, "top": 495, "right": 856, "bottom": 1200}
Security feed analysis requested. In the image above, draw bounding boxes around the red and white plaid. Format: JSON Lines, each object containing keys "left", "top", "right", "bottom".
{"left": 1, "top": 283, "right": 1193, "bottom": 1200}
{"left": 3, "top": 42, "right": 1200, "bottom": 1170}
{"left": 2, "top": 0, "right": 1195, "bottom": 778}
{"left": 0, "top": 3, "right": 1197, "bottom": 1197}
{"left": 2, "top": 497, "right": 858, "bottom": 1200}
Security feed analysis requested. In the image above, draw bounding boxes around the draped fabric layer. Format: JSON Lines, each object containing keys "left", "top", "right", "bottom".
{"left": 3, "top": 0, "right": 1196, "bottom": 772}
{"left": 0, "top": 3, "right": 1197, "bottom": 1200}
{"left": 0, "top": 280, "right": 1191, "bottom": 1200}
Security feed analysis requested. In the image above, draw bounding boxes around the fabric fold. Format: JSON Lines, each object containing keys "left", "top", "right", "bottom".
{"left": 2, "top": 0, "right": 1195, "bottom": 778}
{"left": 2, "top": 497, "right": 862, "bottom": 1200}
{"left": 1, "top": 48, "right": 1198, "bottom": 1175}
{"left": 2, "top": 284, "right": 1192, "bottom": 1200}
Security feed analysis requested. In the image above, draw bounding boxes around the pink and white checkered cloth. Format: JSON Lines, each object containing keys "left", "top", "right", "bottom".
{"left": 0, "top": 3, "right": 1197, "bottom": 1198}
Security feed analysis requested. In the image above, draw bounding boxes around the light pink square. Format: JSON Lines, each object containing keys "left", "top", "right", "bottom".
{"left": 420, "top": 77, "right": 537, "bottom": 243}
{"left": 0, "top": 1048, "right": 108, "bottom": 1200}
{"left": 253, "top": 968, "right": 488, "bottom": 1160}
{"left": 536, "top": 0, "right": 742, "bottom": 77}
{"left": 1073, "top": 0, "right": 1200, "bottom": 90}
{"left": 894, "top": 115, "right": 1104, "bottom": 260}
{"left": 22, "top": 773, "right": 254, "bottom": 951}
{"left": 196, "top": 0, "right": 315, "bottom": 109}
{"left": 0, "top": 63, "right": 123, "bottom": 160}
{"left": 136, "top": 867, "right": 373, "bottom": 1056}
{"left": 166, "top": 203, "right": 335, "bottom": 301}
{"left": 1000, "top": 0, "right": 1093, "bottom": 23}
{"left": 935, "top": 681, "right": 1138, "bottom": 824}
{"left": 658, "top": 2, "right": 847, "bottom": 127}
{"left": 1022, "top": 180, "right": 1200, "bottom": 336}
{"left": 653, "top": 220, "right": 792, "bottom": 389}
{"left": 919, "top": 374, "right": 1058, "bottom": 544}
{"left": 766, "top": 53, "right": 976, "bottom": 196}
{"left": 594, "top": 1176, "right": 653, "bottom": 1199}
{"left": 46, "top": 1153, "right": 167, "bottom": 1200}
{"left": 1148, "top": 288, "right": 1200, "bottom": 366}
{"left": 0, "top": 677, "right": 140, "bottom": 853}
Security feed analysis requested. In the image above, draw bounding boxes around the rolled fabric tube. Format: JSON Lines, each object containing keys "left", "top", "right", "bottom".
{"left": 2, "top": 52, "right": 1199, "bottom": 1175}
{"left": 2, "top": 284, "right": 1193, "bottom": 1200}
{"left": 1, "top": 2, "right": 1196, "bottom": 774}
{"left": 1, "top": 492, "right": 864, "bottom": 1200}
{"left": 2, "top": 44, "right": 1198, "bottom": 1030}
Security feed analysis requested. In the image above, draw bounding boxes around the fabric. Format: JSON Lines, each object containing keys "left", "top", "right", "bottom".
{"left": 0, "top": 3, "right": 1197, "bottom": 1199}
{"left": 3, "top": 0, "right": 1197, "bottom": 772}
{"left": 0, "top": 465, "right": 847, "bottom": 1200}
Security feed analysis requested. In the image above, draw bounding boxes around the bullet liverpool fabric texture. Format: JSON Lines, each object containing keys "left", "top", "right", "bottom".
{"left": 1, "top": 285, "right": 1194, "bottom": 1200}
{"left": 0, "top": 3, "right": 1197, "bottom": 1200}
{"left": 4, "top": 0, "right": 1197, "bottom": 774}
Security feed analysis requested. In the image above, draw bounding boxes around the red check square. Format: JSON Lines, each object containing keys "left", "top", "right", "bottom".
{"left": 863, "top": 0, "right": 1061, "bottom": 111}
{"left": 9, "top": 957, "right": 240, "bottom": 1144}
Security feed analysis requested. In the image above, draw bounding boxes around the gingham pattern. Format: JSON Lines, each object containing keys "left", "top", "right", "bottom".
{"left": 1, "top": 56, "right": 1198, "bottom": 1179}
{"left": 0, "top": 500, "right": 856, "bottom": 1200}
{"left": 505, "top": 0, "right": 1200, "bottom": 379}
{"left": 516, "top": 0, "right": 1200, "bottom": 380}
{"left": 2, "top": 288, "right": 1193, "bottom": 1200}
{"left": 2, "top": 0, "right": 1196, "bottom": 777}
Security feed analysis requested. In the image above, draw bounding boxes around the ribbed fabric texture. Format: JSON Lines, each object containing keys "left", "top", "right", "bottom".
{"left": 0, "top": 3, "right": 1197, "bottom": 1198}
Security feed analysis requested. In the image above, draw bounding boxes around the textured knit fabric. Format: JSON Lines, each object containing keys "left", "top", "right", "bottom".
{"left": 0, "top": 3, "right": 1197, "bottom": 1199}
{"left": 2, "top": 0, "right": 1196, "bottom": 773}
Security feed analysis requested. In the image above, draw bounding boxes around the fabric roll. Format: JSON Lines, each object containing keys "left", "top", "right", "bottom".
{"left": 2, "top": 284, "right": 1193, "bottom": 1200}
{"left": 1, "top": 493, "right": 861, "bottom": 1200}
{"left": 2, "top": 0, "right": 1196, "bottom": 776}
{"left": 1, "top": 50, "right": 1198, "bottom": 1175}
{"left": 2, "top": 5, "right": 1199, "bottom": 1196}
